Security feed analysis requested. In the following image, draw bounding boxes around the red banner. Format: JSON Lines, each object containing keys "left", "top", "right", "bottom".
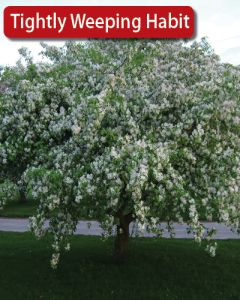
{"left": 4, "top": 6, "right": 195, "bottom": 39}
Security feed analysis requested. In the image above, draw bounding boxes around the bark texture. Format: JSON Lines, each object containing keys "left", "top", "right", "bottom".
{"left": 114, "top": 213, "right": 133, "bottom": 259}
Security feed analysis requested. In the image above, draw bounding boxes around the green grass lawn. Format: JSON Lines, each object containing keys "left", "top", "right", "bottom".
{"left": 0, "top": 201, "right": 37, "bottom": 218}
{"left": 0, "top": 201, "right": 93, "bottom": 220}
{"left": 0, "top": 201, "right": 209, "bottom": 222}
{"left": 0, "top": 233, "right": 239, "bottom": 300}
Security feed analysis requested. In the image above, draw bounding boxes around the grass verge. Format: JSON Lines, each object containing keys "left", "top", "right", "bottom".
{"left": 0, "top": 232, "right": 239, "bottom": 300}
{"left": 0, "top": 201, "right": 37, "bottom": 218}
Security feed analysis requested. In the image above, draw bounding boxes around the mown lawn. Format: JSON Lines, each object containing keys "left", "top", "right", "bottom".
{"left": 0, "top": 201, "right": 37, "bottom": 218}
{"left": 0, "top": 232, "right": 239, "bottom": 300}
{"left": 0, "top": 201, "right": 91, "bottom": 219}
{"left": 0, "top": 201, "right": 209, "bottom": 222}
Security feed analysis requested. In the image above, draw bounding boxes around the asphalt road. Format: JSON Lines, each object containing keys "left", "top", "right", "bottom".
{"left": 0, "top": 218, "right": 239, "bottom": 239}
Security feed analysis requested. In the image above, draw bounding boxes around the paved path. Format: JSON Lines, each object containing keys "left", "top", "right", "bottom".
{"left": 0, "top": 218, "right": 239, "bottom": 239}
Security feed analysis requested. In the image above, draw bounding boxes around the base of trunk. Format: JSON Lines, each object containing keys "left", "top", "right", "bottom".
{"left": 114, "top": 225, "right": 129, "bottom": 260}
{"left": 113, "top": 212, "right": 133, "bottom": 261}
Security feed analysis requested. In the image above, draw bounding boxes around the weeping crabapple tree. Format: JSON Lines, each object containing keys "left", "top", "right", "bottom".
{"left": 0, "top": 39, "right": 240, "bottom": 268}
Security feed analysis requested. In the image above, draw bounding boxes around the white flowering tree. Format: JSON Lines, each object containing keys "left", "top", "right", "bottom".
{"left": 0, "top": 39, "right": 240, "bottom": 267}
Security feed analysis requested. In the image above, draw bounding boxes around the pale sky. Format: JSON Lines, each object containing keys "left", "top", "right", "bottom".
{"left": 0, "top": 0, "right": 240, "bottom": 66}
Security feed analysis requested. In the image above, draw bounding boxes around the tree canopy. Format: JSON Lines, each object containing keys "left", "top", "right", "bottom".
{"left": 0, "top": 39, "right": 240, "bottom": 267}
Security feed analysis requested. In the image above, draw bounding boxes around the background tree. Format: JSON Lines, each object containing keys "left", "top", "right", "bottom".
{"left": 0, "top": 39, "right": 240, "bottom": 267}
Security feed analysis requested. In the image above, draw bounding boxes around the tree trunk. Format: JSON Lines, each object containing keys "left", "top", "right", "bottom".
{"left": 114, "top": 213, "right": 132, "bottom": 259}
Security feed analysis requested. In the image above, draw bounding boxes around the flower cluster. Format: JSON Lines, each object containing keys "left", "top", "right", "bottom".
{"left": 0, "top": 180, "right": 20, "bottom": 209}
